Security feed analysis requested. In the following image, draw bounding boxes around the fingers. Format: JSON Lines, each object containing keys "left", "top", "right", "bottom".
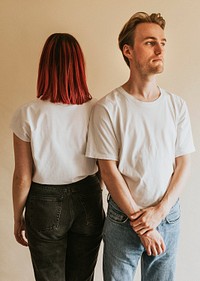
{"left": 129, "top": 210, "right": 143, "bottom": 220}
{"left": 144, "top": 243, "right": 160, "bottom": 256}
{"left": 153, "top": 243, "right": 162, "bottom": 256}
{"left": 15, "top": 231, "right": 28, "bottom": 247}
{"left": 14, "top": 227, "right": 28, "bottom": 247}
{"left": 150, "top": 244, "right": 164, "bottom": 256}
{"left": 146, "top": 244, "right": 152, "bottom": 256}
{"left": 130, "top": 212, "right": 151, "bottom": 233}
{"left": 130, "top": 220, "right": 152, "bottom": 235}
{"left": 135, "top": 226, "right": 152, "bottom": 236}
{"left": 139, "top": 230, "right": 166, "bottom": 257}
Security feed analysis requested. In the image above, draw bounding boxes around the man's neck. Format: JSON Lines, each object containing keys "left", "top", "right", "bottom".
{"left": 122, "top": 75, "right": 160, "bottom": 102}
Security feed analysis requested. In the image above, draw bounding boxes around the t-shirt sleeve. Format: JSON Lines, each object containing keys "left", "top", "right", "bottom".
{"left": 175, "top": 101, "right": 195, "bottom": 157}
{"left": 10, "top": 106, "right": 31, "bottom": 142}
{"left": 85, "top": 104, "right": 119, "bottom": 160}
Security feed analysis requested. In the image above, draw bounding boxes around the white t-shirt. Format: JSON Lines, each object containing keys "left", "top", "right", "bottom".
{"left": 11, "top": 99, "right": 98, "bottom": 184}
{"left": 86, "top": 87, "right": 195, "bottom": 208}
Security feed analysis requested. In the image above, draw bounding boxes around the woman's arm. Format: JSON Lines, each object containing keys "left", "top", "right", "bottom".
{"left": 12, "top": 134, "right": 33, "bottom": 246}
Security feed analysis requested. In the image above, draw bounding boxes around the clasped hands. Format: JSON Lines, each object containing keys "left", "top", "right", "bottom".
{"left": 129, "top": 206, "right": 166, "bottom": 256}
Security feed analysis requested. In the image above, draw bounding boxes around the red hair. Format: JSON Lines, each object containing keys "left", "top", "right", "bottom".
{"left": 37, "top": 33, "right": 92, "bottom": 104}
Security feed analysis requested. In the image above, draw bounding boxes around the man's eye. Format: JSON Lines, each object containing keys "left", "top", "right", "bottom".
{"left": 146, "top": 41, "right": 155, "bottom": 46}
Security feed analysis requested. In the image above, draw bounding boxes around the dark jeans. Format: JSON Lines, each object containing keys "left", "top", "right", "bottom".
{"left": 25, "top": 175, "right": 105, "bottom": 281}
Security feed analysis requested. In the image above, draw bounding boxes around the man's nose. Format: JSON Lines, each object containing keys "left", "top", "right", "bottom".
{"left": 155, "top": 43, "right": 163, "bottom": 55}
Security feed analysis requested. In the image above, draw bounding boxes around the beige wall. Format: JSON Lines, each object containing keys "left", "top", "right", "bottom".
{"left": 1, "top": 1, "right": 200, "bottom": 280}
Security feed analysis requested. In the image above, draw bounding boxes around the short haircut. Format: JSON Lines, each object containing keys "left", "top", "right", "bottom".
{"left": 37, "top": 33, "right": 91, "bottom": 104}
{"left": 118, "top": 12, "right": 166, "bottom": 66}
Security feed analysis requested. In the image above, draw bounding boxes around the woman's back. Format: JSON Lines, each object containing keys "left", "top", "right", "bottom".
{"left": 11, "top": 99, "right": 97, "bottom": 184}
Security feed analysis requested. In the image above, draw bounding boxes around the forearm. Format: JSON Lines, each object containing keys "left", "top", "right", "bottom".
{"left": 158, "top": 155, "right": 191, "bottom": 218}
{"left": 12, "top": 134, "right": 33, "bottom": 221}
{"left": 12, "top": 173, "right": 31, "bottom": 222}
{"left": 130, "top": 154, "right": 192, "bottom": 236}
{"left": 98, "top": 160, "right": 140, "bottom": 217}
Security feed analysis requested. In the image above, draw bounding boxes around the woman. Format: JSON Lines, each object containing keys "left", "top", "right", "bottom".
{"left": 10, "top": 33, "right": 104, "bottom": 281}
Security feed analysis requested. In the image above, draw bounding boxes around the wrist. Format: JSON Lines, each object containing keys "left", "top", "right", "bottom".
{"left": 14, "top": 214, "right": 23, "bottom": 223}
{"left": 156, "top": 201, "right": 170, "bottom": 220}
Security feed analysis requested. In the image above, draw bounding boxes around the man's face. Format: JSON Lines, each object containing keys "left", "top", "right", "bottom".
{"left": 127, "top": 23, "right": 166, "bottom": 76}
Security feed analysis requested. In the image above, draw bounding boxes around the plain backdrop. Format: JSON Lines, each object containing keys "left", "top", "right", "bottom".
{"left": 1, "top": 1, "right": 200, "bottom": 280}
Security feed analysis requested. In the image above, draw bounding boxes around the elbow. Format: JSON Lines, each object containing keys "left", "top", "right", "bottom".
{"left": 175, "top": 154, "right": 192, "bottom": 179}
{"left": 183, "top": 155, "right": 192, "bottom": 172}
{"left": 13, "top": 171, "right": 32, "bottom": 189}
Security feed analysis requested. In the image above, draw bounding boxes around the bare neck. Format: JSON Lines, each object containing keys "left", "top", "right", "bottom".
{"left": 122, "top": 73, "right": 160, "bottom": 102}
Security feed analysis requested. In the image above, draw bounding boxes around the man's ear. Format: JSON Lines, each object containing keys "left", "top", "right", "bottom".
{"left": 122, "top": 44, "right": 133, "bottom": 60}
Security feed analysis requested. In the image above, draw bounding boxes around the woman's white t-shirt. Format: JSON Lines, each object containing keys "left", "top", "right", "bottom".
{"left": 86, "top": 87, "right": 195, "bottom": 208}
{"left": 11, "top": 99, "right": 98, "bottom": 184}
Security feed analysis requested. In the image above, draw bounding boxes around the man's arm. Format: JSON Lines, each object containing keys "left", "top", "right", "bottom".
{"left": 12, "top": 134, "right": 33, "bottom": 246}
{"left": 98, "top": 159, "right": 139, "bottom": 216}
{"left": 130, "top": 154, "right": 191, "bottom": 235}
{"left": 98, "top": 159, "right": 166, "bottom": 256}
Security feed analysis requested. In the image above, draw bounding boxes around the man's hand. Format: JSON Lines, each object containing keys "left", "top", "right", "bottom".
{"left": 139, "top": 229, "right": 166, "bottom": 256}
{"left": 130, "top": 205, "right": 166, "bottom": 235}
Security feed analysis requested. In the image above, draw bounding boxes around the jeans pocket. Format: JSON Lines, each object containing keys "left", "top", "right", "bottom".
{"left": 107, "top": 199, "right": 128, "bottom": 224}
{"left": 26, "top": 194, "right": 63, "bottom": 232}
{"left": 165, "top": 201, "right": 181, "bottom": 224}
{"left": 77, "top": 189, "right": 105, "bottom": 233}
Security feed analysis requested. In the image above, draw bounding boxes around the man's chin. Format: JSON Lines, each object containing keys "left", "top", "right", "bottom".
{"left": 152, "top": 66, "right": 164, "bottom": 74}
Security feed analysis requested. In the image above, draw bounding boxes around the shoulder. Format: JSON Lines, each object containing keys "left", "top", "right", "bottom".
{"left": 94, "top": 87, "right": 125, "bottom": 111}
{"left": 161, "top": 88, "right": 187, "bottom": 111}
{"left": 161, "top": 88, "right": 185, "bottom": 104}
{"left": 81, "top": 98, "right": 97, "bottom": 110}
{"left": 12, "top": 100, "right": 39, "bottom": 117}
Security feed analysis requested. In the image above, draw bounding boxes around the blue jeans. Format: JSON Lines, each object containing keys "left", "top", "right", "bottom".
{"left": 25, "top": 175, "right": 105, "bottom": 281}
{"left": 103, "top": 197, "right": 180, "bottom": 281}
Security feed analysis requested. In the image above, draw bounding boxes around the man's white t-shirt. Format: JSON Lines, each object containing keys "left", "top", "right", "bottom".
{"left": 11, "top": 99, "right": 98, "bottom": 184}
{"left": 86, "top": 87, "right": 195, "bottom": 208}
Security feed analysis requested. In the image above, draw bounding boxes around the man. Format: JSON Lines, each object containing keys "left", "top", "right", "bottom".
{"left": 86, "top": 12, "right": 195, "bottom": 281}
